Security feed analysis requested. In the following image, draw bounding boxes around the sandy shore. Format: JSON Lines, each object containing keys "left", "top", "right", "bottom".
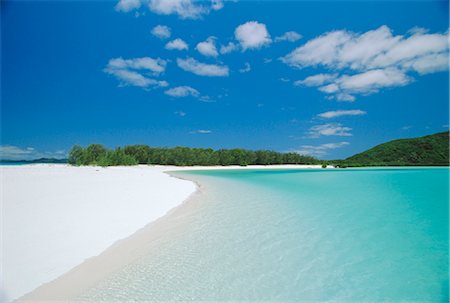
{"left": 1, "top": 164, "right": 323, "bottom": 302}
{"left": 1, "top": 164, "right": 198, "bottom": 302}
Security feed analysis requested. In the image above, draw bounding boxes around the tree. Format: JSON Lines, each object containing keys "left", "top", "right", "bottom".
{"left": 124, "top": 145, "right": 151, "bottom": 164}
{"left": 68, "top": 144, "right": 320, "bottom": 167}
{"left": 85, "top": 144, "right": 107, "bottom": 164}
{"left": 68, "top": 145, "right": 86, "bottom": 165}
{"left": 97, "top": 148, "right": 138, "bottom": 166}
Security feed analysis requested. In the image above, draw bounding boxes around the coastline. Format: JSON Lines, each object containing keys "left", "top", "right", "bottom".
{"left": 3, "top": 163, "right": 323, "bottom": 301}
{"left": 5, "top": 164, "right": 447, "bottom": 301}
{"left": 2, "top": 164, "right": 197, "bottom": 302}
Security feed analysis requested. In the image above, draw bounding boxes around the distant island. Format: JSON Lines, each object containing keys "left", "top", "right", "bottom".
{"left": 0, "top": 158, "right": 68, "bottom": 164}
{"left": 3, "top": 131, "right": 448, "bottom": 167}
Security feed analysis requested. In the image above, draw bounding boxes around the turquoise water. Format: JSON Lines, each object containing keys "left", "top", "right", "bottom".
{"left": 80, "top": 168, "right": 449, "bottom": 301}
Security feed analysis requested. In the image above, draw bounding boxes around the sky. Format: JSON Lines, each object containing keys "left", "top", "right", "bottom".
{"left": 1, "top": 0, "right": 449, "bottom": 160}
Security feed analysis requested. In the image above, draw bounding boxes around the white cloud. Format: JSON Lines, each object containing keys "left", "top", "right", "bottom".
{"left": 190, "top": 129, "right": 212, "bottom": 134}
{"left": 308, "top": 123, "right": 352, "bottom": 137}
{"left": 165, "top": 38, "right": 189, "bottom": 50}
{"left": 211, "top": 0, "right": 224, "bottom": 10}
{"left": 294, "top": 142, "right": 349, "bottom": 157}
{"left": 319, "top": 83, "right": 339, "bottom": 94}
{"left": 338, "top": 68, "right": 411, "bottom": 92}
{"left": 401, "top": 125, "right": 413, "bottom": 130}
{"left": 295, "top": 73, "right": 337, "bottom": 87}
{"left": 196, "top": 37, "right": 219, "bottom": 57}
{"left": 148, "top": 0, "right": 222, "bottom": 19}
{"left": 177, "top": 57, "right": 229, "bottom": 77}
{"left": 335, "top": 93, "right": 356, "bottom": 102}
{"left": 275, "top": 31, "right": 302, "bottom": 42}
{"left": 0, "top": 145, "right": 66, "bottom": 160}
{"left": 115, "top": 0, "right": 224, "bottom": 18}
{"left": 282, "top": 26, "right": 448, "bottom": 72}
{"left": 164, "top": 86, "right": 200, "bottom": 98}
{"left": 151, "top": 25, "right": 171, "bottom": 39}
{"left": 323, "top": 68, "right": 412, "bottom": 99}
{"left": 220, "top": 42, "right": 238, "bottom": 54}
{"left": 239, "top": 62, "right": 251, "bottom": 73}
{"left": 235, "top": 21, "right": 272, "bottom": 50}
{"left": 106, "top": 57, "right": 166, "bottom": 74}
{"left": 283, "top": 26, "right": 449, "bottom": 100}
{"left": 282, "top": 30, "right": 352, "bottom": 68}
{"left": 401, "top": 52, "right": 449, "bottom": 75}
{"left": 302, "top": 68, "right": 412, "bottom": 101}
{"left": 115, "top": 0, "right": 141, "bottom": 12}
{"left": 104, "top": 57, "right": 168, "bottom": 88}
{"left": 318, "top": 109, "right": 366, "bottom": 119}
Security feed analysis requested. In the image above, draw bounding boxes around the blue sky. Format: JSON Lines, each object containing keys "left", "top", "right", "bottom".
{"left": 1, "top": 0, "right": 449, "bottom": 160}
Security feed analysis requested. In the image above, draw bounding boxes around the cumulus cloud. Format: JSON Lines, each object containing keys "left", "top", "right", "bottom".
{"left": 294, "top": 142, "right": 349, "bottom": 157}
{"left": 196, "top": 37, "right": 219, "bottom": 57}
{"left": 275, "top": 31, "right": 302, "bottom": 42}
{"left": 282, "top": 26, "right": 448, "bottom": 71}
{"left": 115, "top": 0, "right": 141, "bottom": 12}
{"left": 321, "top": 68, "right": 412, "bottom": 99}
{"left": 283, "top": 26, "right": 449, "bottom": 100}
{"left": 0, "top": 145, "right": 66, "bottom": 160}
{"left": 235, "top": 21, "right": 272, "bottom": 50}
{"left": 239, "top": 62, "right": 251, "bottom": 73}
{"left": 106, "top": 57, "right": 166, "bottom": 74}
{"left": 148, "top": 0, "right": 223, "bottom": 19}
{"left": 177, "top": 57, "right": 229, "bottom": 77}
{"left": 318, "top": 109, "right": 366, "bottom": 119}
{"left": 164, "top": 86, "right": 200, "bottom": 98}
{"left": 104, "top": 57, "right": 168, "bottom": 88}
{"left": 401, "top": 52, "right": 449, "bottom": 75}
{"left": 308, "top": 123, "right": 353, "bottom": 137}
{"left": 190, "top": 129, "right": 212, "bottom": 134}
{"left": 295, "top": 73, "right": 337, "bottom": 87}
{"left": 114, "top": 0, "right": 224, "bottom": 18}
{"left": 165, "top": 38, "right": 189, "bottom": 50}
{"left": 220, "top": 42, "right": 238, "bottom": 54}
{"left": 151, "top": 25, "right": 171, "bottom": 39}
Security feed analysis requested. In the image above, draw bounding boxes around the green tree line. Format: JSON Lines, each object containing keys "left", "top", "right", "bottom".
{"left": 68, "top": 144, "right": 318, "bottom": 167}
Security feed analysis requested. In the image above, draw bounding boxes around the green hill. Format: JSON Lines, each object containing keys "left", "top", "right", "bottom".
{"left": 343, "top": 131, "right": 449, "bottom": 166}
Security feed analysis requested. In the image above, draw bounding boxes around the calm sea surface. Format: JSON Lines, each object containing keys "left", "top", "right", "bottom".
{"left": 79, "top": 168, "right": 449, "bottom": 301}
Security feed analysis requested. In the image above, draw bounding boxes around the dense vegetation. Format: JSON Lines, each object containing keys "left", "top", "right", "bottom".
{"left": 339, "top": 131, "right": 449, "bottom": 167}
{"left": 68, "top": 144, "right": 318, "bottom": 167}
{"left": 67, "top": 131, "right": 449, "bottom": 167}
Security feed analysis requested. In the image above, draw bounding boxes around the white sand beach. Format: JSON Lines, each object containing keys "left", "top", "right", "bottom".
{"left": 1, "top": 164, "right": 323, "bottom": 301}
{"left": 1, "top": 164, "right": 197, "bottom": 302}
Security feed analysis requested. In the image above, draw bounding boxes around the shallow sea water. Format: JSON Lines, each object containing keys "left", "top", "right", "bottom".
{"left": 79, "top": 168, "right": 449, "bottom": 301}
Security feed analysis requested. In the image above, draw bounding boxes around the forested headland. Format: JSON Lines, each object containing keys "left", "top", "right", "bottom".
{"left": 339, "top": 131, "right": 449, "bottom": 167}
